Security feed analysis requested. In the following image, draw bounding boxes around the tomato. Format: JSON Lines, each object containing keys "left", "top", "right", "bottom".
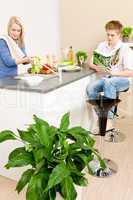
{"left": 42, "top": 64, "right": 52, "bottom": 71}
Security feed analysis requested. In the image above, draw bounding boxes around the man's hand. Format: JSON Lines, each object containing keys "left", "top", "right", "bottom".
{"left": 95, "top": 65, "right": 111, "bottom": 75}
{"left": 94, "top": 65, "right": 104, "bottom": 72}
{"left": 110, "top": 71, "right": 118, "bottom": 76}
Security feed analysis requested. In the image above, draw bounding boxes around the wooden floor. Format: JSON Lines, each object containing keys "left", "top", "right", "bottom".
{"left": 78, "top": 87, "right": 133, "bottom": 200}
{"left": 0, "top": 175, "right": 25, "bottom": 200}
{"left": 0, "top": 88, "right": 133, "bottom": 200}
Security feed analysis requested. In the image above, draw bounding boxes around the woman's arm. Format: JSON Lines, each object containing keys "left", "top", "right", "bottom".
{"left": 21, "top": 46, "right": 27, "bottom": 56}
{"left": 15, "top": 57, "right": 31, "bottom": 65}
{"left": 0, "top": 39, "right": 17, "bottom": 67}
{"left": 0, "top": 39, "right": 31, "bottom": 66}
{"left": 17, "top": 45, "right": 32, "bottom": 64}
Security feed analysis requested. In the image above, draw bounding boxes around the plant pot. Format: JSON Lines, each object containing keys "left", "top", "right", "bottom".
{"left": 77, "top": 60, "right": 86, "bottom": 67}
{"left": 122, "top": 37, "right": 129, "bottom": 42}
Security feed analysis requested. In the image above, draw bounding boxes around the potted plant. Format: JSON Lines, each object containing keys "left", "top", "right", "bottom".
{"left": 121, "top": 26, "right": 133, "bottom": 42}
{"left": 76, "top": 51, "right": 88, "bottom": 66}
{"left": 0, "top": 113, "right": 105, "bottom": 200}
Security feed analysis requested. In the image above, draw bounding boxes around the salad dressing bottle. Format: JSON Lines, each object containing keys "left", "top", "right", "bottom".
{"left": 68, "top": 46, "right": 75, "bottom": 64}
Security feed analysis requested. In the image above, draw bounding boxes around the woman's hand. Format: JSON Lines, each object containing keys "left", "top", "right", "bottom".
{"left": 16, "top": 56, "right": 33, "bottom": 65}
{"left": 29, "top": 57, "right": 35, "bottom": 65}
{"left": 22, "top": 56, "right": 33, "bottom": 64}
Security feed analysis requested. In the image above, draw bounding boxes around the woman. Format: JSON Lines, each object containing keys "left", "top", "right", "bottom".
{"left": 0, "top": 16, "right": 32, "bottom": 78}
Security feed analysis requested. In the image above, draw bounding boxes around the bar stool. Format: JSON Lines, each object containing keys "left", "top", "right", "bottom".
{"left": 104, "top": 88, "right": 129, "bottom": 143}
{"left": 87, "top": 94, "right": 120, "bottom": 177}
{"left": 113, "top": 88, "right": 129, "bottom": 117}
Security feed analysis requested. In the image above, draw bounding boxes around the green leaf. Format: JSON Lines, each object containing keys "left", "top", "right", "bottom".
{"left": 16, "top": 169, "right": 34, "bottom": 193}
{"left": 35, "top": 124, "right": 49, "bottom": 146}
{"left": 35, "top": 160, "right": 45, "bottom": 174}
{"left": 45, "top": 163, "right": 70, "bottom": 191}
{"left": 99, "top": 158, "right": 106, "bottom": 169}
{"left": 33, "top": 115, "right": 49, "bottom": 128}
{"left": 32, "top": 115, "right": 50, "bottom": 146}
{"left": 68, "top": 127, "right": 95, "bottom": 148}
{"left": 26, "top": 170, "right": 51, "bottom": 200}
{"left": 5, "top": 147, "right": 34, "bottom": 169}
{"left": 43, "top": 188, "right": 56, "bottom": 200}
{"left": 32, "top": 116, "right": 56, "bottom": 151}
{"left": 61, "top": 176, "right": 77, "bottom": 200}
{"left": 93, "top": 150, "right": 106, "bottom": 169}
{"left": 0, "top": 130, "right": 16, "bottom": 143}
{"left": 71, "top": 173, "right": 88, "bottom": 186}
{"left": 68, "top": 127, "right": 87, "bottom": 145}
{"left": 66, "top": 157, "right": 80, "bottom": 173}
{"left": 42, "top": 192, "right": 51, "bottom": 200}
{"left": 33, "top": 147, "right": 45, "bottom": 163}
{"left": 25, "top": 144, "right": 33, "bottom": 152}
{"left": 26, "top": 173, "right": 45, "bottom": 200}
{"left": 71, "top": 156, "right": 86, "bottom": 171}
{"left": 44, "top": 126, "right": 58, "bottom": 150}
{"left": 27, "top": 124, "right": 38, "bottom": 133}
{"left": 68, "top": 126, "right": 89, "bottom": 137}
{"left": 76, "top": 153, "right": 91, "bottom": 165}
{"left": 48, "top": 188, "right": 56, "bottom": 200}
{"left": 18, "top": 129, "right": 40, "bottom": 145}
{"left": 33, "top": 125, "right": 57, "bottom": 158}
{"left": 69, "top": 143, "right": 81, "bottom": 153}
{"left": 60, "top": 112, "right": 70, "bottom": 131}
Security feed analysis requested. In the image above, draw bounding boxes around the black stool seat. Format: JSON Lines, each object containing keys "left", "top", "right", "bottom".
{"left": 87, "top": 97, "right": 121, "bottom": 136}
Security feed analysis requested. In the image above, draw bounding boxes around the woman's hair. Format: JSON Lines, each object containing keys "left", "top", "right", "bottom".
{"left": 7, "top": 16, "right": 24, "bottom": 48}
{"left": 105, "top": 20, "right": 123, "bottom": 33}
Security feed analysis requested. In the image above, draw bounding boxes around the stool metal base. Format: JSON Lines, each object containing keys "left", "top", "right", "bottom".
{"left": 104, "top": 129, "right": 125, "bottom": 143}
{"left": 89, "top": 158, "right": 117, "bottom": 178}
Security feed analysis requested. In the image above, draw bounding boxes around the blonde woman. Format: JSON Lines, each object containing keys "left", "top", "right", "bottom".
{"left": 0, "top": 16, "right": 32, "bottom": 77}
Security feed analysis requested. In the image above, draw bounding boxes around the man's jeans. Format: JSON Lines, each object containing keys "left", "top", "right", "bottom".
{"left": 86, "top": 76, "right": 129, "bottom": 119}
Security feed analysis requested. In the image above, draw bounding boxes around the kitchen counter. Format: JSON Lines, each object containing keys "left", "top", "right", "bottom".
{"left": 0, "top": 67, "right": 94, "bottom": 93}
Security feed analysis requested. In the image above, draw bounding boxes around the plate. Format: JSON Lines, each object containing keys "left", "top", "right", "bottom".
{"left": 60, "top": 65, "right": 81, "bottom": 72}
{"left": 15, "top": 73, "right": 58, "bottom": 79}
{"left": 14, "top": 74, "right": 44, "bottom": 86}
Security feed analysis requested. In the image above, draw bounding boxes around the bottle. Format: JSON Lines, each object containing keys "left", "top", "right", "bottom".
{"left": 46, "top": 54, "right": 53, "bottom": 66}
{"left": 52, "top": 54, "right": 58, "bottom": 68}
{"left": 61, "top": 48, "right": 66, "bottom": 61}
{"left": 68, "top": 46, "right": 75, "bottom": 64}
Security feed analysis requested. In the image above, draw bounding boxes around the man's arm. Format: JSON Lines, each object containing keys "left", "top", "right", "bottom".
{"left": 111, "top": 69, "right": 133, "bottom": 77}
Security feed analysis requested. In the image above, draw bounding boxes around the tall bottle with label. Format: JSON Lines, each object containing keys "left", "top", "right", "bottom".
{"left": 68, "top": 46, "right": 75, "bottom": 64}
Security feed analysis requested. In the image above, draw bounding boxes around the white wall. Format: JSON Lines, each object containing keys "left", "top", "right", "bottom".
{"left": 60, "top": 0, "right": 133, "bottom": 52}
{"left": 0, "top": 0, "right": 60, "bottom": 56}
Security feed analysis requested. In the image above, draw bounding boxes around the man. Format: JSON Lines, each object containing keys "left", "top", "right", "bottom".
{"left": 86, "top": 20, "right": 133, "bottom": 134}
